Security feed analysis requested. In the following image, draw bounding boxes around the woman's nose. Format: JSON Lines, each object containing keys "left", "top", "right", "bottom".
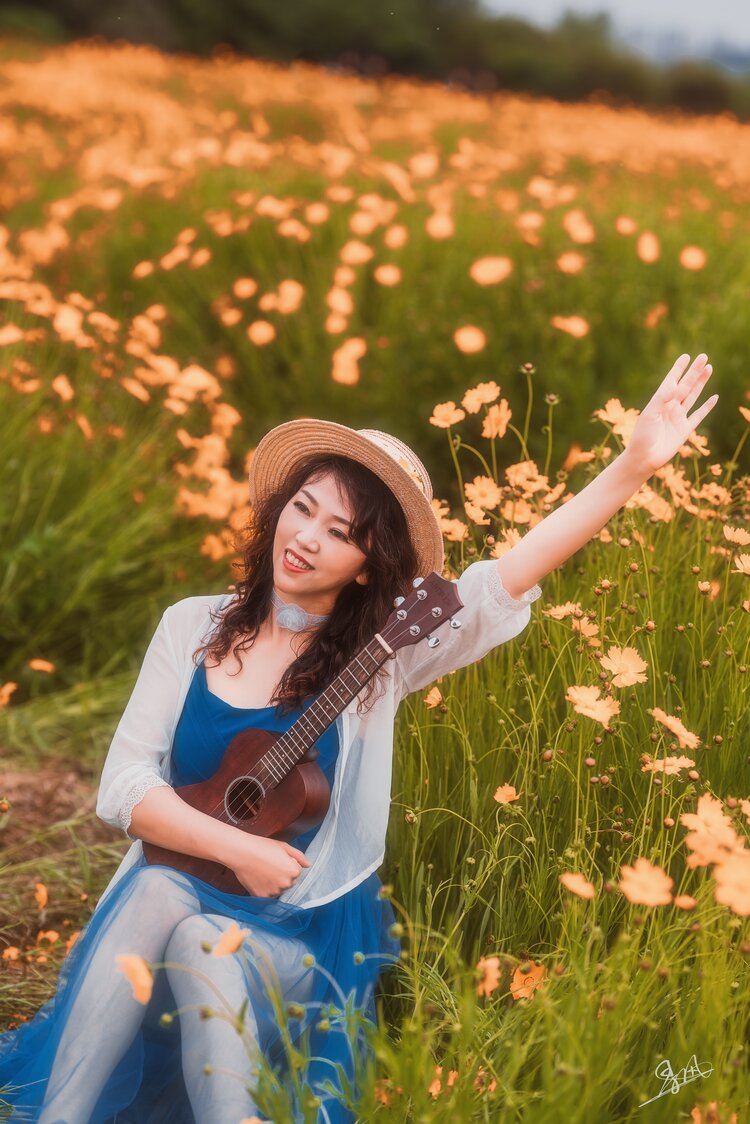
{"left": 295, "top": 526, "right": 319, "bottom": 551}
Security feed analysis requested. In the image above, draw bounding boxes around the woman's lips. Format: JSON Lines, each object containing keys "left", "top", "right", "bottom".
{"left": 283, "top": 548, "right": 314, "bottom": 572}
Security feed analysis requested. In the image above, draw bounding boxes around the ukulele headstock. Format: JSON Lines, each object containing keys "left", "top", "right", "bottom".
{"left": 380, "top": 571, "right": 464, "bottom": 653}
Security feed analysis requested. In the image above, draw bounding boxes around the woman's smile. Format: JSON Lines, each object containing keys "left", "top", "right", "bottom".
{"left": 283, "top": 547, "right": 315, "bottom": 573}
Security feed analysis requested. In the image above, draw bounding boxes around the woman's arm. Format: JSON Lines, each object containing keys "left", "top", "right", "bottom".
{"left": 95, "top": 604, "right": 181, "bottom": 840}
{"left": 496, "top": 352, "right": 717, "bottom": 598}
{"left": 393, "top": 353, "right": 717, "bottom": 700}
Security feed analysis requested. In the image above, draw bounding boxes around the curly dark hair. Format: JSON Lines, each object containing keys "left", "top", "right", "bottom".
{"left": 192, "top": 453, "right": 421, "bottom": 719}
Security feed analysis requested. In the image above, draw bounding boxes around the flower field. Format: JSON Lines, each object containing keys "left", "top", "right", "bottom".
{"left": 0, "top": 36, "right": 749, "bottom": 1122}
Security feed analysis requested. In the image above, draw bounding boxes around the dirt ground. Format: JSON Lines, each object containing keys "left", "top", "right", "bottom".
{"left": 0, "top": 761, "right": 119, "bottom": 857}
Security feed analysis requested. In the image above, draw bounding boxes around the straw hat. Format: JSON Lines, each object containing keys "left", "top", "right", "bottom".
{"left": 247, "top": 418, "right": 445, "bottom": 578}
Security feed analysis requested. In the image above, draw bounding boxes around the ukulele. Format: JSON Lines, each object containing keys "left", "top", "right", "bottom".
{"left": 142, "top": 572, "right": 464, "bottom": 894}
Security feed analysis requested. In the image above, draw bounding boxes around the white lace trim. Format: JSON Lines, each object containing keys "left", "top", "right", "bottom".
{"left": 486, "top": 562, "right": 542, "bottom": 610}
{"left": 119, "top": 774, "right": 171, "bottom": 836}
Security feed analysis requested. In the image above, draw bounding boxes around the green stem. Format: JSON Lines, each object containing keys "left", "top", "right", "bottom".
{"left": 722, "top": 427, "right": 749, "bottom": 492}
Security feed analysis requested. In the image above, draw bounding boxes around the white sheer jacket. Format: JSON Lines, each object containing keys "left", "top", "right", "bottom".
{"left": 95, "top": 560, "right": 542, "bottom": 911}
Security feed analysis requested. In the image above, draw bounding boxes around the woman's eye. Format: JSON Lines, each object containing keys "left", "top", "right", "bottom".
{"left": 294, "top": 501, "right": 348, "bottom": 541}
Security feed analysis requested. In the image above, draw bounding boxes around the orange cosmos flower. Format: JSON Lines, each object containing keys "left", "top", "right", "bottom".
{"left": 116, "top": 954, "right": 153, "bottom": 1004}
{"left": 648, "top": 706, "right": 700, "bottom": 750}
{"left": 34, "top": 882, "right": 48, "bottom": 910}
{"left": 562, "top": 208, "right": 595, "bottom": 243}
{"left": 247, "top": 320, "right": 276, "bottom": 346}
{"left": 373, "top": 264, "right": 401, "bottom": 286}
{"left": 464, "top": 475, "right": 502, "bottom": 509}
{"left": 429, "top": 401, "right": 465, "bottom": 428}
{"left": 482, "top": 401, "right": 510, "bottom": 439}
{"left": 304, "top": 202, "right": 329, "bottom": 224}
{"left": 615, "top": 215, "right": 637, "bottom": 235}
{"left": 212, "top": 920, "right": 250, "bottom": 956}
{"left": 427, "top": 1064, "right": 458, "bottom": 1098}
{"left": 275, "top": 279, "right": 304, "bottom": 314}
{"left": 570, "top": 615, "right": 601, "bottom": 648}
{"left": 409, "top": 151, "right": 439, "bottom": 178}
{"left": 679, "top": 245, "right": 707, "bottom": 270}
{"left": 511, "top": 960, "right": 546, "bottom": 1001}
{"left": 565, "top": 684, "right": 621, "bottom": 728}
{"left": 461, "top": 380, "right": 500, "bottom": 413}
{"left": 469, "top": 256, "right": 513, "bottom": 285}
{"left": 465, "top": 501, "right": 490, "bottom": 525}
{"left": 233, "top": 277, "right": 258, "bottom": 299}
{"left": 641, "top": 755, "right": 695, "bottom": 776}
{"left": 383, "top": 224, "right": 408, "bottom": 249}
{"left": 443, "top": 518, "right": 469, "bottom": 542}
{"left": 550, "top": 315, "right": 589, "bottom": 338}
{"left": 672, "top": 895, "right": 697, "bottom": 911}
{"left": 599, "top": 645, "right": 648, "bottom": 687}
{"left": 51, "top": 373, "right": 75, "bottom": 401}
{"left": 426, "top": 212, "right": 453, "bottom": 239}
{"left": 559, "top": 871, "right": 596, "bottom": 900}
{"left": 712, "top": 852, "right": 750, "bottom": 917}
{"left": 680, "top": 793, "right": 746, "bottom": 869}
{"left": 636, "top": 231, "right": 660, "bottom": 263}
{"left": 556, "top": 251, "right": 586, "bottom": 274}
{"left": 28, "top": 659, "right": 55, "bottom": 673}
{"left": 331, "top": 266, "right": 355, "bottom": 289}
{"left": 331, "top": 337, "right": 366, "bottom": 386}
{"left": 423, "top": 686, "right": 442, "bottom": 708}
{"left": 593, "top": 397, "right": 640, "bottom": 443}
{"left": 493, "top": 783, "right": 522, "bottom": 804}
{"left": 644, "top": 302, "right": 668, "bottom": 329}
{"left": 327, "top": 287, "right": 354, "bottom": 316}
{"left": 349, "top": 211, "right": 378, "bottom": 236}
{"left": 476, "top": 955, "right": 501, "bottom": 996}
{"left": 618, "top": 857, "right": 673, "bottom": 906}
{"left": 724, "top": 524, "right": 750, "bottom": 546}
{"left": 340, "top": 240, "right": 373, "bottom": 265}
{"left": 516, "top": 210, "right": 544, "bottom": 233}
{"left": 453, "top": 325, "right": 486, "bottom": 353}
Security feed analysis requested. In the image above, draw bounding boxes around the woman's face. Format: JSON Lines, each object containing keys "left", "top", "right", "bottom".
{"left": 272, "top": 471, "right": 369, "bottom": 616}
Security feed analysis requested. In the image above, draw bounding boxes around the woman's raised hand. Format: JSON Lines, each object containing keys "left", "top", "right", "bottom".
{"left": 623, "top": 353, "right": 719, "bottom": 477}
{"left": 225, "top": 832, "right": 312, "bottom": 898}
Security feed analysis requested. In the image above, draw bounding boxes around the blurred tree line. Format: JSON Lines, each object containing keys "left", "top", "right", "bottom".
{"left": 2, "top": 0, "right": 749, "bottom": 119}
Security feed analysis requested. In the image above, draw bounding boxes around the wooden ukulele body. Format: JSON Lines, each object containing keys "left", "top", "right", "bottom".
{"left": 142, "top": 726, "right": 331, "bottom": 895}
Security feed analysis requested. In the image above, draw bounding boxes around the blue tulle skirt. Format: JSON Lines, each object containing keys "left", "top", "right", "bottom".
{"left": 0, "top": 660, "right": 401, "bottom": 1122}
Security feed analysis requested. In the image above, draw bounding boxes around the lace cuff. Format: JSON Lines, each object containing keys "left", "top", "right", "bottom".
{"left": 486, "top": 562, "right": 542, "bottom": 610}
{"left": 119, "top": 774, "right": 171, "bottom": 839}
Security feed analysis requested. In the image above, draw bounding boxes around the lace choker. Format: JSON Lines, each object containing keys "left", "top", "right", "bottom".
{"left": 271, "top": 589, "right": 330, "bottom": 633}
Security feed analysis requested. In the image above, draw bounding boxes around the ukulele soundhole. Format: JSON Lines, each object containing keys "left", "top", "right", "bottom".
{"left": 224, "top": 776, "right": 265, "bottom": 823}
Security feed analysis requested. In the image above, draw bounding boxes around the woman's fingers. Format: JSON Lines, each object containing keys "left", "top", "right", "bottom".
{"left": 680, "top": 364, "right": 713, "bottom": 413}
{"left": 687, "top": 393, "right": 719, "bottom": 430}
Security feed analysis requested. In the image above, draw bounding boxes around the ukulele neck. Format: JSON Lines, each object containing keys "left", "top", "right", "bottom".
{"left": 263, "top": 633, "right": 393, "bottom": 780}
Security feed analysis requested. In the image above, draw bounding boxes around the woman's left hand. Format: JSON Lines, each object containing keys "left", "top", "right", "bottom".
{"left": 623, "top": 353, "right": 719, "bottom": 477}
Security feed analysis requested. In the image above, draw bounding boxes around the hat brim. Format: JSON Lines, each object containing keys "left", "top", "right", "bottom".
{"left": 248, "top": 418, "right": 445, "bottom": 578}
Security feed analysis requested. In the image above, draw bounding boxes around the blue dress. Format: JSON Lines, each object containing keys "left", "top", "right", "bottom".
{"left": 0, "top": 659, "right": 401, "bottom": 1122}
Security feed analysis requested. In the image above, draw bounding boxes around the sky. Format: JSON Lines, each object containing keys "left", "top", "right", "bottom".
{"left": 479, "top": 0, "right": 750, "bottom": 57}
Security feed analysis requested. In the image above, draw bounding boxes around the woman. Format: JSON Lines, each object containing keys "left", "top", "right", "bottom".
{"left": 0, "top": 357, "right": 716, "bottom": 1122}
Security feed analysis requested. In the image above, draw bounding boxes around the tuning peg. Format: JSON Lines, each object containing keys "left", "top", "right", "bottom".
{"left": 412, "top": 576, "right": 425, "bottom": 587}
{"left": 393, "top": 595, "right": 405, "bottom": 607}
{"left": 426, "top": 635, "right": 440, "bottom": 648}
{"left": 449, "top": 617, "right": 462, "bottom": 629}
